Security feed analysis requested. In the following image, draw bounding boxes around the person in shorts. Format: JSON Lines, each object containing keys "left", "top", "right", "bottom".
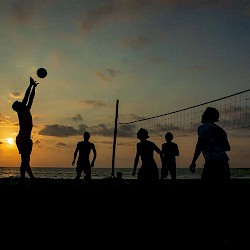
{"left": 72, "top": 132, "right": 97, "bottom": 180}
{"left": 161, "top": 132, "right": 179, "bottom": 180}
{"left": 12, "top": 77, "right": 38, "bottom": 179}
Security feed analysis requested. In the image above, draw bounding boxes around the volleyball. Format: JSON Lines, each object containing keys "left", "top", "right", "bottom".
{"left": 37, "top": 68, "right": 47, "bottom": 78}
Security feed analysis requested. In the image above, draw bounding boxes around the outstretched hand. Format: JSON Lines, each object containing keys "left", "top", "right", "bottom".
{"left": 30, "top": 77, "right": 39, "bottom": 87}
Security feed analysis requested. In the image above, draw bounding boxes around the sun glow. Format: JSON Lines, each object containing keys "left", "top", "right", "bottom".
{"left": 6, "top": 138, "right": 14, "bottom": 145}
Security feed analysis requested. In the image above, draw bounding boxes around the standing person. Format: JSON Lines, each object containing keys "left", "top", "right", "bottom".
{"left": 161, "top": 132, "right": 179, "bottom": 180}
{"left": 132, "top": 128, "right": 162, "bottom": 181}
{"left": 189, "top": 107, "right": 231, "bottom": 181}
{"left": 72, "top": 132, "right": 97, "bottom": 180}
{"left": 12, "top": 77, "right": 38, "bottom": 179}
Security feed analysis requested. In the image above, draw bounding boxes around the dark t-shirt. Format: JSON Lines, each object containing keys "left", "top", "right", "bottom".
{"left": 162, "top": 142, "right": 179, "bottom": 163}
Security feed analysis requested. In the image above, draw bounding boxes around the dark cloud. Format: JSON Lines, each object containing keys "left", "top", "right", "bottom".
{"left": 78, "top": 124, "right": 89, "bottom": 133}
{"left": 157, "top": 123, "right": 181, "bottom": 132}
{"left": 39, "top": 124, "right": 81, "bottom": 137}
{"left": 72, "top": 113, "right": 83, "bottom": 122}
{"left": 38, "top": 123, "right": 114, "bottom": 137}
{"left": 117, "top": 124, "right": 136, "bottom": 137}
{"left": 90, "top": 123, "right": 114, "bottom": 137}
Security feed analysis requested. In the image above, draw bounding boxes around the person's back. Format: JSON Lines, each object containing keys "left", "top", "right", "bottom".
{"left": 190, "top": 107, "right": 231, "bottom": 180}
{"left": 138, "top": 140, "right": 158, "bottom": 165}
{"left": 161, "top": 132, "right": 179, "bottom": 180}
{"left": 77, "top": 140, "right": 95, "bottom": 163}
{"left": 162, "top": 141, "right": 179, "bottom": 162}
{"left": 72, "top": 132, "right": 96, "bottom": 180}
{"left": 198, "top": 122, "right": 230, "bottom": 162}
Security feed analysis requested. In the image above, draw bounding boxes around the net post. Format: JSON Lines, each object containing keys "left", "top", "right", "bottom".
{"left": 111, "top": 99, "right": 119, "bottom": 178}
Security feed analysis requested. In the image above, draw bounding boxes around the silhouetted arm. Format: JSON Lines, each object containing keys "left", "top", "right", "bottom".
{"left": 132, "top": 144, "right": 140, "bottom": 176}
{"left": 72, "top": 144, "right": 79, "bottom": 166}
{"left": 175, "top": 144, "right": 180, "bottom": 156}
{"left": 22, "top": 78, "right": 33, "bottom": 106}
{"left": 189, "top": 137, "right": 203, "bottom": 173}
{"left": 154, "top": 143, "right": 163, "bottom": 163}
{"left": 224, "top": 134, "right": 231, "bottom": 151}
{"left": 90, "top": 144, "right": 97, "bottom": 167}
{"left": 26, "top": 77, "right": 38, "bottom": 111}
{"left": 161, "top": 144, "right": 166, "bottom": 166}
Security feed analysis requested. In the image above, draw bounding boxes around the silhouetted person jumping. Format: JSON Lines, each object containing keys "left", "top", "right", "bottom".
{"left": 12, "top": 77, "right": 38, "bottom": 179}
{"left": 132, "top": 128, "right": 162, "bottom": 181}
{"left": 72, "top": 132, "right": 97, "bottom": 180}
{"left": 189, "top": 107, "right": 231, "bottom": 181}
{"left": 161, "top": 132, "right": 179, "bottom": 180}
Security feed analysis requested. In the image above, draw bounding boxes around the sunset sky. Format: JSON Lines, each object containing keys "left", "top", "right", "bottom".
{"left": 0, "top": 0, "right": 250, "bottom": 170}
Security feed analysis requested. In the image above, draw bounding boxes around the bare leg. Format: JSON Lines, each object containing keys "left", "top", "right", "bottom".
{"left": 21, "top": 153, "right": 35, "bottom": 179}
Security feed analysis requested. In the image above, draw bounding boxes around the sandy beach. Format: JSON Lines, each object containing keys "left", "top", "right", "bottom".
{"left": 1, "top": 177, "right": 249, "bottom": 246}
{"left": 1, "top": 177, "right": 250, "bottom": 207}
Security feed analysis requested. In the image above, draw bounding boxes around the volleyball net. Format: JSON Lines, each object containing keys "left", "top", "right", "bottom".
{"left": 117, "top": 89, "right": 250, "bottom": 144}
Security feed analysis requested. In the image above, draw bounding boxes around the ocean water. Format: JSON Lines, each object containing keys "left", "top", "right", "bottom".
{"left": 0, "top": 167, "right": 250, "bottom": 179}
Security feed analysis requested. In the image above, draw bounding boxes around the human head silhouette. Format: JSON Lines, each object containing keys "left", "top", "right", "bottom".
{"left": 12, "top": 101, "right": 22, "bottom": 112}
{"left": 201, "top": 107, "right": 219, "bottom": 123}
{"left": 137, "top": 128, "right": 149, "bottom": 140}
{"left": 84, "top": 132, "right": 90, "bottom": 141}
{"left": 165, "top": 132, "right": 173, "bottom": 142}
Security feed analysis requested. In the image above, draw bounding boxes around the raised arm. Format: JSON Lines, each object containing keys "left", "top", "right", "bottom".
{"left": 22, "top": 77, "right": 33, "bottom": 106}
{"left": 26, "top": 77, "right": 38, "bottom": 110}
